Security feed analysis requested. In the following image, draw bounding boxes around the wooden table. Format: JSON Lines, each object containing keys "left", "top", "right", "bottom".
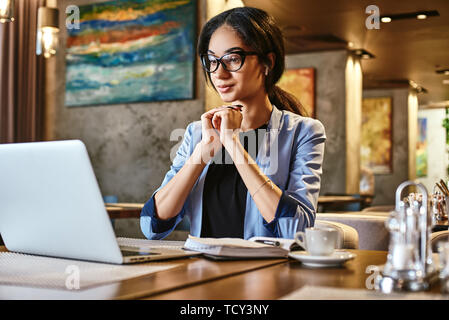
{"left": 105, "top": 198, "right": 371, "bottom": 219}
{"left": 0, "top": 246, "right": 284, "bottom": 299}
{"left": 106, "top": 203, "right": 143, "bottom": 219}
{"left": 106, "top": 197, "right": 376, "bottom": 218}
{"left": 148, "top": 250, "right": 444, "bottom": 300}
{"left": 318, "top": 196, "right": 367, "bottom": 212}
{"left": 0, "top": 248, "right": 443, "bottom": 300}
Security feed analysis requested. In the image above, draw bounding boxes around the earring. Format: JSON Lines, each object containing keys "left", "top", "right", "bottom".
{"left": 264, "top": 66, "right": 269, "bottom": 76}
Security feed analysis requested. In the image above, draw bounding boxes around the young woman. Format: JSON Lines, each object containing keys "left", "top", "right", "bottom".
{"left": 140, "top": 7, "right": 326, "bottom": 240}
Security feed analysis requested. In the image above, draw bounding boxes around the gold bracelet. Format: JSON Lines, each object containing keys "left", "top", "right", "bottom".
{"left": 251, "top": 178, "right": 273, "bottom": 198}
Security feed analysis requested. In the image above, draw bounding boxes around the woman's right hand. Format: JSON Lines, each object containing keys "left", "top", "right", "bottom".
{"left": 199, "top": 106, "right": 227, "bottom": 163}
{"left": 154, "top": 108, "right": 225, "bottom": 221}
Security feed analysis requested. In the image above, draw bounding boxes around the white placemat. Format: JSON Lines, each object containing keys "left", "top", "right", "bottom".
{"left": 0, "top": 252, "right": 179, "bottom": 290}
{"left": 280, "top": 285, "right": 449, "bottom": 300}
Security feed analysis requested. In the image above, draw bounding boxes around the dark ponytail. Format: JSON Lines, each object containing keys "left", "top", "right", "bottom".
{"left": 198, "top": 7, "right": 308, "bottom": 117}
{"left": 269, "top": 86, "right": 309, "bottom": 117}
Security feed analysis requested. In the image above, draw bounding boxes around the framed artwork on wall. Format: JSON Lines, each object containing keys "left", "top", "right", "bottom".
{"left": 277, "top": 68, "right": 315, "bottom": 118}
{"left": 416, "top": 118, "right": 428, "bottom": 177}
{"left": 360, "top": 97, "right": 393, "bottom": 174}
{"left": 65, "top": 0, "right": 196, "bottom": 107}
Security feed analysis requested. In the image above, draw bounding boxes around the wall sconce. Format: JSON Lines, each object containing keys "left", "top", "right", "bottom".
{"left": 36, "top": 7, "right": 59, "bottom": 58}
{"left": 0, "top": 0, "right": 14, "bottom": 23}
{"left": 352, "top": 49, "right": 375, "bottom": 60}
{"left": 409, "top": 80, "right": 428, "bottom": 94}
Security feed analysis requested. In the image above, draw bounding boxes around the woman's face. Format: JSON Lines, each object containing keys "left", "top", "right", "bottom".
{"left": 207, "top": 25, "right": 266, "bottom": 104}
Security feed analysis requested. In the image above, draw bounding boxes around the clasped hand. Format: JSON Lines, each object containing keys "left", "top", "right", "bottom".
{"left": 199, "top": 105, "right": 243, "bottom": 162}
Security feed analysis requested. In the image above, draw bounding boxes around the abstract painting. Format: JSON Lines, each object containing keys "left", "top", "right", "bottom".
{"left": 360, "top": 97, "right": 392, "bottom": 174}
{"left": 277, "top": 68, "right": 315, "bottom": 118}
{"left": 416, "top": 118, "right": 428, "bottom": 177}
{"left": 65, "top": 0, "right": 196, "bottom": 107}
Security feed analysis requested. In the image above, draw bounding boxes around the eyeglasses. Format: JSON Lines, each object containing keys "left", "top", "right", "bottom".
{"left": 200, "top": 51, "right": 259, "bottom": 73}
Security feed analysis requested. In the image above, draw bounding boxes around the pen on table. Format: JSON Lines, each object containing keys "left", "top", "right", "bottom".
{"left": 255, "top": 240, "right": 281, "bottom": 247}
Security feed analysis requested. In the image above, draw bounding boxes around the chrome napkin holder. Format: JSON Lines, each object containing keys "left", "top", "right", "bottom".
{"left": 375, "top": 181, "right": 437, "bottom": 293}
{"left": 431, "top": 186, "right": 448, "bottom": 223}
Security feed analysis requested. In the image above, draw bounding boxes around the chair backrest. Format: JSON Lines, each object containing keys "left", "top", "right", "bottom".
{"left": 362, "top": 205, "right": 394, "bottom": 213}
{"left": 314, "top": 220, "right": 359, "bottom": 249}
{"left": 431, "top": 231, "right": 449, "bottom": 252}
{"left": 316, "top": 213, "right": 389, "bottom": 251}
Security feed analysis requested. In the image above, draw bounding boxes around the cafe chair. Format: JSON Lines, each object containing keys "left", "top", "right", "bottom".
{"left": 320, "top": 193, "right": 372, "bottom": 212}
{"left": 430, "top": 230, "right": 449, "bottom": 252}
{"left": 316, "top": 213, "right": 389, "bottom": 251}
{"left": 362, "top": 205, "right": 395, "bottom": 213}
{"left": 314, "top": 220, "right": 359, "bottom": 249}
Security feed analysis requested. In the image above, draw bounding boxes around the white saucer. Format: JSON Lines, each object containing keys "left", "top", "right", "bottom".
{"left": 288, "top": 250, "right": 356, "bottom": 268}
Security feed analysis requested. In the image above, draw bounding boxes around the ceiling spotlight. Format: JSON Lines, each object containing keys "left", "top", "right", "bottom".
{"left": 379, "top": 10, "right": 438, "bottom": 22}
{"left": 409, "top": 80, "right": 427, "bottom": 93}
{"left": 409, "top": 80, "right": 419, "bottom": 89}
{"left": 436, "top": 69, "right": 449, "bottom": 75}
{"left": 352, "top": 49, "right": 375, "bottom": 59}
{"left": 348, "top": 41, "right": 354, "bottom": 48}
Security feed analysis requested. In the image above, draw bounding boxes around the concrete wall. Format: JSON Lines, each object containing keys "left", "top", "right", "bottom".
{"left": 286, "top": 50, "right": 348, "bottom": 195}
{"left": 45, "top": 0, "right": 206, "bottom": 237}
{"left": 362, "top": 88, "right": 410, "bottom": 205}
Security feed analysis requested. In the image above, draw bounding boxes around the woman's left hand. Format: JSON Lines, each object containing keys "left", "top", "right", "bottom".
{"left": 211, "top": 105, "right": 243, "bottom": 146}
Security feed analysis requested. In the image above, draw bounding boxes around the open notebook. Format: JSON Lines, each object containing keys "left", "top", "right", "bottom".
{"left": 183, "top": 235, "right": 302, "bottom": 259}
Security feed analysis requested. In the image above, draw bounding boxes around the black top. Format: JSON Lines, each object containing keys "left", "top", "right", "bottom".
{"left": 201, "top": 124, "right": 268, "bottom": 238}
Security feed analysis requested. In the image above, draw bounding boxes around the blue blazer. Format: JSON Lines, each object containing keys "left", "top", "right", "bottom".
{"left": 140, "top": 105, "right": 326, "bottom": 240}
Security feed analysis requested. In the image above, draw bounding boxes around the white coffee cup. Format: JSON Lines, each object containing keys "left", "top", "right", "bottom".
{"left": 295, "top": 227, "right": 338, "bottom": 256}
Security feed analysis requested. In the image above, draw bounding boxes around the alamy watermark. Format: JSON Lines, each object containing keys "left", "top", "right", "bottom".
{"left": 365, "top": 265, "right": 381, "bottom": 290}
{"left": 170, "top": 128, "right": 280, "bottom": 175}
{"left": 65, "top": 265, "right": 80, "bottom": 290}
{"left": 64, "top": 4, "right": 382, "bottom": 31}
{"left": 64, "top": 4, "right": 383, "bottom": 37}
{"left": 365, "top": 5, "right": 380, "bottom": 29}
{"left": 65, "top": 5, "right": 80, "bottom": 30}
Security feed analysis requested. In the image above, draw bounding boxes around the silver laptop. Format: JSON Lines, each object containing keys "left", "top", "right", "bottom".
{"left": 0, "top": 140, "right": 196, "bottom": 264}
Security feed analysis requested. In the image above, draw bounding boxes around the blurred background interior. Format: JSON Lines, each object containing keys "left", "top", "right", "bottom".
{"left": 0, "top": 0, "right": 448, "bottom": 239}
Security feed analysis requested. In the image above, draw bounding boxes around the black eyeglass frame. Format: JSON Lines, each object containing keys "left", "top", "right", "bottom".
{"left": 200, "top": 50, "right": 259, "bottom": 73}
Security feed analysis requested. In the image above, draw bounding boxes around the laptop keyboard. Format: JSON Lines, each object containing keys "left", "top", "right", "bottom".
{"left": 120, "top": 250, "right": 160, "bottom": 257}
